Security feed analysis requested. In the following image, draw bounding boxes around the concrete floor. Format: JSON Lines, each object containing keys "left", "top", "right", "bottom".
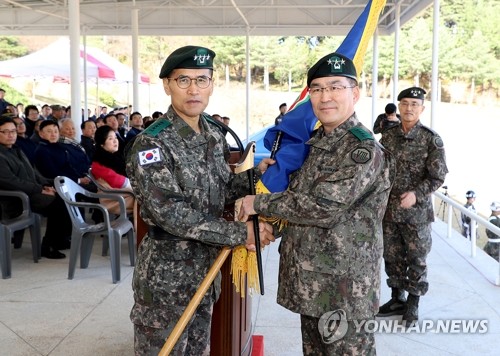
{"left": 1, "top": 219, "right": 499, "bottom": 355}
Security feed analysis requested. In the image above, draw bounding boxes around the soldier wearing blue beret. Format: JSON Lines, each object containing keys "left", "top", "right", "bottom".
{"left": 378, "top": 87, "right": 448, "bottom": 325}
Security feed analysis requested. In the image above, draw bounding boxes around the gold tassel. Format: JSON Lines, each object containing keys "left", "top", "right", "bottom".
{"left": 231, "top": 246, "right": 260, "bottom": 297}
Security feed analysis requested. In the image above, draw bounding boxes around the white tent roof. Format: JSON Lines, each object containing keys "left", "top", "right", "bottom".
{"left": 83, "top": 46, "right": 150, "bottom": 84}
{"left": 0, "top": 38, "right": 150, "bottom": 83}
{"left": 0, "top": 39, "right": 110, "bottom": 80}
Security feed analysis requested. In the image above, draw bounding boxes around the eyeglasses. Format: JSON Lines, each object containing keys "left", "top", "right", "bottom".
{"left": 399, "top": 102, "right": 422, "bottom": 108}
{"left": 168, "top": 75, "right": 212, "bottom": 89}
{"left": 0, "top": 129, "right": 17, "bottom": 136}
{"left": 309, "top": 85, "right": 356, "bottom": 97}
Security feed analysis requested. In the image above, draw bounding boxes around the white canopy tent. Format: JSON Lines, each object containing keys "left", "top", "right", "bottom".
{"left": 0, "top": 39, "right": 112, "bottom": 80}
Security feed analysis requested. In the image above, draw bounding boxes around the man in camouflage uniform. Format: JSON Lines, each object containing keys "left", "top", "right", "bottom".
{"left": 377, "top": 87, "right": 448, "bottom": 325}
{"left": 484, "top": 201, "right": 500, "bottom": 262}
{"left": 126, "top": 45, "right": 274, "bottom": 356}
{"left": 239, "top": 52, "right": 395, "bottom": 355}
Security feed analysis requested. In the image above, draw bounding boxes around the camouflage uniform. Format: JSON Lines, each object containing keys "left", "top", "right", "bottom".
{"left": 254, "top": 115, "right": 395, "bottom": 355}
{"left": 484, "top": 215, "right": 500, "bottom": 262}
{"left": 380, "top": 121, "right": 448, "bottom": 296}
{"left": 126, "top": 106, "right": 258, "bottom": 355}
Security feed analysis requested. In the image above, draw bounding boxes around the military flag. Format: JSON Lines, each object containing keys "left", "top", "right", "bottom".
{"left": 256, "top": 0, "right": 387, "bottom": 195}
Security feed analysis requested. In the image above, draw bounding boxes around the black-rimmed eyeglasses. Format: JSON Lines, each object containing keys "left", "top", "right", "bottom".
{"left": 168, "top": 75, "right": 212, "bottom": 89}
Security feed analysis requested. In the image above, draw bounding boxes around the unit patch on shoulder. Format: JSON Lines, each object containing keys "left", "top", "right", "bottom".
{"left": 143, "top": 118, "right": 171, "bottom": 137}
{"left": 350, "top": 147, "right": 371, "bottom": 164}
{"left": 139, "top": 148, "right": 162, "bottom": 166}
{"left": 433, "top": 136, "right": 444, "bottom": 148}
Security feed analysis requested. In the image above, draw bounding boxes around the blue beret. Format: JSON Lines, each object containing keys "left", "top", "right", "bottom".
{"left": 159, "top": 46, "right": 215, "bottom": 79}
{"left": 397, "top": 87, "right": 426, "bottom": 101}
{"left": 307, "top": 52, "right": 357, "bottom": 87}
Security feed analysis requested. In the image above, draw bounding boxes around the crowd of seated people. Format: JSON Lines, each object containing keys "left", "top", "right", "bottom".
{"left": 0, "top": 91, "right": 160, "bottom": 260}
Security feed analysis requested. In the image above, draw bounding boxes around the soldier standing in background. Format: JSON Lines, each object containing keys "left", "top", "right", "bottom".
{"left": 484, "top": 201, "right": 500, "bottom": 262}
{"left": 461, "top": 190, "right": 477, "bottom": 239}
{"left": 377, "top": 87, "right": 448, "bottom": 325}
{"left": 126, "top": 45, "right": 274, "bottom": 355}
{"left": 239, "top": 52, "right": 395, "bottom": 355}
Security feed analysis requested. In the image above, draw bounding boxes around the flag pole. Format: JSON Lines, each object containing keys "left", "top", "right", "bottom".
{"left": 159, "top": 247, "right": 232, "bottom": 356}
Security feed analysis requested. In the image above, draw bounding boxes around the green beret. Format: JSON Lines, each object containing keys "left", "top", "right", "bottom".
{"left": 159, "top": 45, "right": 215, "bottom": 79}
{"left": 307, "top": 52, "right": 357, "bottom": 87}
{"left": 397, "top": 87, "right": 426, "bottom": 101}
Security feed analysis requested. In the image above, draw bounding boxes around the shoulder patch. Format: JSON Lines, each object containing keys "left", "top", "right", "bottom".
{"left": 349, "top": 127, "right": 374, "bottom": 141}
{"left": 143, "top": 118, "right": 171, "bottom": 137}
{"left": 350, "top": 147, "right": 372, "bottom": 164}
{"left": 433, "top": 136, "right": 444, "bottom": 148}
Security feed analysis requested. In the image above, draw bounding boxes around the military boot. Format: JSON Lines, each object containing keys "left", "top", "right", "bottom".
{"left": 377, "top": 288, "right": 407, "bottom": 317}
{"left": 402, "top": 294, "right": 420, "bottom": 326}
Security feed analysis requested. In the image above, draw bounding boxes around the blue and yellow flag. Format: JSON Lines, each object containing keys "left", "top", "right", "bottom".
{"left": 256, "top": 0, "right": 387, "bottom": 195}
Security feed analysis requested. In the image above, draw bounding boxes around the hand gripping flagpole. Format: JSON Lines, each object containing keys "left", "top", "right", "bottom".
{"left": 158, "top": 118, "right": 264, "bottom": 355}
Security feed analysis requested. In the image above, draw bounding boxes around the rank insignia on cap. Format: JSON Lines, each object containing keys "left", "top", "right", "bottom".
{"left": 411, "top": 89, "right": 423, "bottom": 97}
{"left": 397, "top": 86, "right": 426, "bottom": 101}
{"left": 139, "top": 148, "right": 162, "bottom": 166}
{"left": 327, "top": 56, "right": 346, "bottom": 74}
{"left": 194, "top": 48, "right": 211, "bottom": 66}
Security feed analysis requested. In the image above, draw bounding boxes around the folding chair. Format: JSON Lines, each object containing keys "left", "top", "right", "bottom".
{"left": 0, "top": 190, "right": 42, "bottom": 279}
{"left": 53, "top": 176, "right": 135, "bottom": 283}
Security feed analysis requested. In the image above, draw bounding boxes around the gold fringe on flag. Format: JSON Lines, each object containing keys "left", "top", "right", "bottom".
{"left": 231, "top": 245, "right": 260, "bottom": 297}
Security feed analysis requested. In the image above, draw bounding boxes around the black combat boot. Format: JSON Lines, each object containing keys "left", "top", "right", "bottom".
{"left": 377, "top": 288, "right": 407, "bottom": 317}
{"left": 402, "top": 294, "right": 420, "bottom": 326}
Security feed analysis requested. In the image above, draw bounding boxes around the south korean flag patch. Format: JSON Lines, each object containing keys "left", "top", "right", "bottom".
{"left": 139, "top": 148, "right": 162, "bottom": 166}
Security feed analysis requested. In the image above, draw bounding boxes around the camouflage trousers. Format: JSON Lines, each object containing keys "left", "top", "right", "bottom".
{"left": 484, "top": 241, "right": 500, "bottom": 262}
{"left": 382, "top": 222, "right": 432, "bottom": 296}
{"left": 300, "top": 315, "right": 375, "bottom": 356}
{"left": 133, "top": 303, "right": 213, "bottom": 356}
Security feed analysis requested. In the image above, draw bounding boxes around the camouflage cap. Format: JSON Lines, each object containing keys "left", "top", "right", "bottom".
{"left": 159, "top": 45, "right": 215, "bottom": 79}
{"left": 397, "top": 87, "right": 426, "bottom": 101}
{"left": 307, "top": 52, "right": 357, "bottom": 86}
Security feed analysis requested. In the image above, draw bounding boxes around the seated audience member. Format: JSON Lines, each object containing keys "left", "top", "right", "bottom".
{"left": 58, "top": 118, "right": 87, "bottom": 152}
{"left": 151, "top": 111, "right": 163, "bottom": 120}
{"left": 2, "top": 103, "right": 18, "bottom": 117}
{"left": 34, "top": 120, "right": 92, "bottom": 188}
{"left": 30, "top": 118, "right": 44, "bottom": 144}
{"left": 0, "top": 115, "right": 71, "bottom": 258}
{"left": 80, "top": 119, "right": 97, "bottom": 159}
{"left": 116, "top": 112, "right": 128, "bottom": 138}
{"left": 16, "top": 103, "right": 25, "bottom": 119}
{"left": 95, "top": 116, "right": 105, "bottom": 128}
{"left": 103, "top": 113, "right": 126, "bottom": 157}
{"left": 13, "top": 117, "right": 37, "bottom": 165}
{"left": 91, "top": 125, "right": 134, "bottom": 214}
{"left": 125, "top": 111, "right": 143, "bottom": 144}
{"left": 39, "top": 104, "right": 51, "bottom": 120}
{"left": 23, "top": 104, "right": 40, "bottom": 138}
{"left": 48, "top": 104, "right": 64, "bottom": 122}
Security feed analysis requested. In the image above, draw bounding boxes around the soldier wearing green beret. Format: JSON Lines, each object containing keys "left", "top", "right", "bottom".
{"left": 377, "top": 87, "right": 448, "bottom": 326}
{"left": 126, "top": 45, "right": 275, "bottom": 355}
{"left": 238, "top": 52, "right": 395, "bottom": 355}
